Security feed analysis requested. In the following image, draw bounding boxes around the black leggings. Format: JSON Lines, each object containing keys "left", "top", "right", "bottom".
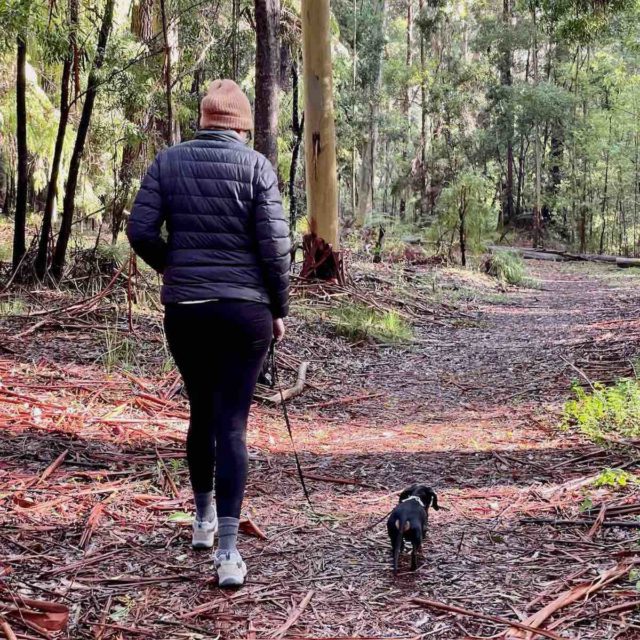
{"left": 164, "top": 300, "right": 272, "bottom": 519}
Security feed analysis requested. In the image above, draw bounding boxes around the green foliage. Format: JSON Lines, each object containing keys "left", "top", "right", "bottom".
{"left": 319, "top": 303, "right": 413, "bottom": 344}
{"left": 429, "top": 169, "right": 497, "bottom": 257}
{"left": 629, "top": 568, "right": 640, "bottom": 592}
{"left": 562, "top": 379, "right": 640, "bottom": 441}
{"left": 593, "top": 467, "right": 635, "bottom": 489}
{"left": 483, "top": 251, "right": 527, "bottom": 285}
{"left": 101, "top": 323, "right": 139, "bottom": 373}
{"left": 167, "top": 511, "right": 192, "bottom": 523}
{"left": 0, "top": 298, "right": 25, "bottom": 316}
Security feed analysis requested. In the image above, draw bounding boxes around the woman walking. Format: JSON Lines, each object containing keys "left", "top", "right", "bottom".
{"left": 127, "top": 79, "right": 290, "bottom": 587}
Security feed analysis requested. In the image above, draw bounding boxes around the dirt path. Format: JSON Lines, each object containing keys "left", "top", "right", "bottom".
{"left": 1, "top": 260, "right": 639, "bottom": 639}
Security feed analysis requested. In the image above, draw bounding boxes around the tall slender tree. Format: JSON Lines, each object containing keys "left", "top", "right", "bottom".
{"left": 355, "top": 0, "right": 387, "bottom": 227}
{"left": 254, "top": 0, "right": 280, "bottom": 169}
{"left": 51, "top": 0, "right": 115, "bottom": 279}
{"left": 499, "top": 0, "right": 514, "bottom": 228}
{"left": 35, "top": 0, "right": 77, "bottom": 278}
{"left": 13, "top": 33, "right": 28, "bottom": 272}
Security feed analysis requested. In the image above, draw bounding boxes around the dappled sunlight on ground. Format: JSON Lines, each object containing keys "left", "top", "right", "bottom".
{"left": 1, "top": 260, "right": 639, "bottom": 638}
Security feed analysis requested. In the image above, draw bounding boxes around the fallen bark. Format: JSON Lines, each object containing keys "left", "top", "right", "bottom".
{"left": 506, "top": 560, "right": 636, "bottom": 639}
{"left": 411, "top": 598, "right": 565, "bottom": 640}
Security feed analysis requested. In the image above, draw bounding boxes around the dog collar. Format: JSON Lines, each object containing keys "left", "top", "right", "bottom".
{"left": 401, "top": 495, "right": 425, "bottom": 508}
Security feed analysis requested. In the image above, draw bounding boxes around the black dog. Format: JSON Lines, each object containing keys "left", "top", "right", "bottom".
{"left": 387, "top": 484, "right": 439, "bottom": 573}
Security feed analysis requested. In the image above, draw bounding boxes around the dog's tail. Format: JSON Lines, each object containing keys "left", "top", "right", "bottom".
{"left": 393, "top": 515, "right": 408, "bottom": 574}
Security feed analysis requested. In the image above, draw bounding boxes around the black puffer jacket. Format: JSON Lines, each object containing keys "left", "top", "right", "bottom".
{"left": 127, "top": 130, "right": 290, "bottom": 318}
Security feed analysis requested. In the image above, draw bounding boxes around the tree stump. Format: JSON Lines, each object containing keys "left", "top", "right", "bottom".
{"left": 300, "top": 233, "right": 344, "bottom": 283}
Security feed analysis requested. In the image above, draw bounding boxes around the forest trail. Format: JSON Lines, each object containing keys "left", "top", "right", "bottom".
{"left": 1, "top": 260, "right": 639, "bottom": 639}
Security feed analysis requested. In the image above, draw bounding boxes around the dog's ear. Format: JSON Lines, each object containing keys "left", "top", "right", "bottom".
{"left": 417, "top": 486, "right": 440, "bottom": 510}
{"left": 399, "top": 484, "right": 418, "bottom": 502}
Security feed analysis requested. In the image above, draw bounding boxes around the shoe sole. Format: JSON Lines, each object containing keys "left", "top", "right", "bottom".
{"left": 192, "top": 523, "right": 218, "bottom": 550}
{"left": 218, "top": 564, "right": 248, "bottom": 588}
{"left": 192, "top": 540, "right": 214, "bottom": 550}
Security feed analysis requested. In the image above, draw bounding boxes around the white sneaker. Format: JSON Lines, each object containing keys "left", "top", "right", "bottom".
{"left": 192, "top": 517, "right": 218, "bottom": 549}
{"left": 215, "top": 550, "right": 247, "bottom": 587}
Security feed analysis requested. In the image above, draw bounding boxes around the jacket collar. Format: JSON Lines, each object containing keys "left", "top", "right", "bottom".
{"left": 194, "top": 129, "right": 246, "bottom": 145}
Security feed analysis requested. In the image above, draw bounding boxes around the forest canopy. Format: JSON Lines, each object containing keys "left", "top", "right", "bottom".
{"left": 0, "top": 0, "right": 639, "bottom": 278}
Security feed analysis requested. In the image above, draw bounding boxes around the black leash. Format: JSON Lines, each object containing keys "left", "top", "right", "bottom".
{"left": 268, "top": 342, "right": 390, "bottom": 535}
{"left": 267, "top": 341, "right": 312, "bottom": 506}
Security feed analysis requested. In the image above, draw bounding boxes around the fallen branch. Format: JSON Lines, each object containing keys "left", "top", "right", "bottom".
{"left": 265, "top": 361, "right": 309, "bottom": 405}
{"left": 520, "top": 517, "right": 640, "bottom": 529}
{"left": 411, "top": 598, "right": 566, "bottom": 640}
{"left": 587, "top": 502, "right": 606, "bottom": 539}
{"left": 306, "top": 392, "right": 384, "bottom": 409}
{"left": 282, "top": 469, "right": 367, "bottom": 487}
{"left": 271, "top": 590, "right": 314, "bottom": 639}
{"left": 79, "top": 502, "right": 105, "bottom": 549}
{"left": 0, "top": 618, "right": 17, "bottom": 640}
{"left": 505, "top": 560, "right": 636, "bottom": 639}
{"left": 35, "top": 450, "right": 68, "bottom": 486}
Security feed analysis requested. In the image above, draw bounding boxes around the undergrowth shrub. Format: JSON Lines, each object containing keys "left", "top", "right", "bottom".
{"left": 324, "top": 304, "right": 412, "bottom": 343}
{"left": 593, "top": 468, "right": 635, "bottom": 490}
{"left": 562, "top": 379, "right": 640, "bottom": 442}
{"left": 482, "top": 251, "right": 527, "bottom": 285}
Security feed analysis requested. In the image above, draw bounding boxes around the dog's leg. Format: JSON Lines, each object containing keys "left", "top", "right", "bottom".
{"left": 411, "top": 544, "right": 418, "bottom": 571}
{"left": 388, "top": 526, "right": 402, "bottom": 574}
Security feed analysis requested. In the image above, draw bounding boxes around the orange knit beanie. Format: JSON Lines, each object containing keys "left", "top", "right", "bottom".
{"left": 199, "top": 79, "right": 253, "bottom": 131}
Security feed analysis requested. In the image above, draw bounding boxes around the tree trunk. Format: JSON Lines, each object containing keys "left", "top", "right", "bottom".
{"left": 459, "top": 187, "right": 467, "bottom": 266}
{"left": 300, "top": 0, "right": 341, "bottom": 279}
{"left": 399, "top": 0, "right": 412, "bottom": 220}
{"left": 0, "top": 149, "right": 7, "bottom": 213}
{"left": 35, "top": 56, "right": 71, "bottom": 278}
{"left": 418, "top": 0, "right": 427, "bottom": 220}
{"left": 355, "top": 0, "right": 386, "bottom": 227}
{"left": 351, "top": 0, "right": 357, "bottom": 220}
{"left": 634, "top": 130, "right": 639, "bottom": 256}
{"left": 159, "top": 0, "right": 179, "bottom": 146}
{"left": 530, "top": 2, "right": 542, "bottom": 248}
{"left": 254, "top": 0, "right": 280, "bottom": 169}
{"left": 13, "top": 34, "right": 28, "bottom": 272}
{"left": 51, "top": 0, "right": 115, "bottom": 280}
{"left": 288, "top": 56, "right": 303, "bottom": 229}
{"left": 110, "top": 0, "right": 154, "bottom": 244}
{"left": 598, "top": 114, "right": 612, "bottom": 254}
{"left": 231, "top": 0, "right": 240, "bottom": 81}
{"left": 499, "top": 0, "right": 514, "bottom": 228}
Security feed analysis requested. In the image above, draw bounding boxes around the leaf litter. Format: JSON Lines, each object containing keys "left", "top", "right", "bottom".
{"left": 0, "top": 259, "right": 638, "bottom": 638}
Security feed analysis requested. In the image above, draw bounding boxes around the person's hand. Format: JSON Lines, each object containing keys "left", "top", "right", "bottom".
{"left": 273, "top": 318, "right": 285, "bottom": 343}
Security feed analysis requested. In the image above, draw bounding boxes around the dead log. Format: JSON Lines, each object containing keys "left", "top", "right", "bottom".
{"left": 616, "top": 257, "right": 640, "bottom": 268}
{"left": 521, "top": 251, "right": 571, "bottom": 262}
{"left": 489, "top": 245, "right": 639, "bottom": 266}
{"left": 265, "top": 361, "right": 309, "bottom": 404}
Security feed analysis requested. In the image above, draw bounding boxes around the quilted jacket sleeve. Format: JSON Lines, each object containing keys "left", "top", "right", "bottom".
{"left": 127, "top": 156, "right": 168, "bottom": 273}
{"left": 254, "top": 156, "right": 291, "bottom": 318}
